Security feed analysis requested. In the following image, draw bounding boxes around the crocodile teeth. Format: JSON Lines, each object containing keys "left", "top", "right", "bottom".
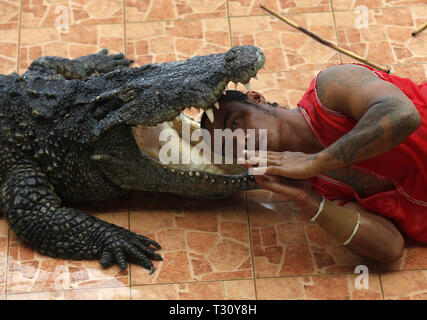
{"left": 254, "top": 75, "right": 259, "bottom": 80}
{"left": 214, "top": 102, "right": 220, "bottom": 110}
{"left": 205, "top": 108, "right": 214, "bottom": 123}
{"left": 244, "top": 81, "right": 252, "bottom": 92}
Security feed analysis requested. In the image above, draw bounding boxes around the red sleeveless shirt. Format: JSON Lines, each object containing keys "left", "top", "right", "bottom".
{"left": 297, "top": 64, "right": 427, "bottom": 243}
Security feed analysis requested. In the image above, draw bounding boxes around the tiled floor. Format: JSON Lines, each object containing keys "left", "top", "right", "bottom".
{"left": 0, "top": 0, "right": 426, "bottom": 300}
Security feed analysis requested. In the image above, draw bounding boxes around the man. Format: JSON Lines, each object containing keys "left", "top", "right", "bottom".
{"left": 201, "top": 63, "right": 427, "bottom": 264}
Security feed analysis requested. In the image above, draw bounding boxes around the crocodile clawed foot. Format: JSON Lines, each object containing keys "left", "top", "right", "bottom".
{"left": 99, "top": 229, "right": 162, "bottom": 274}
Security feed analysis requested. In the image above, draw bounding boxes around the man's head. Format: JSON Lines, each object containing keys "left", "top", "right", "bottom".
{"left": 200, "top": 90, "right": 286, "bottom": 157}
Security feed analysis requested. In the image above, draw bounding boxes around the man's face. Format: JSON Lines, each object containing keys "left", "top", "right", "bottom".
{"left": 202, "top": 93, "right": 282, "bottom": 158}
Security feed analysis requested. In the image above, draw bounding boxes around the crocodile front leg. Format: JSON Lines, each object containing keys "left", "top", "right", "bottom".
{"left": 2, "top": 164, "right": 161, "bottom": 273}
{"left": 24, "top": 49, "right": 133, "bottom": 80}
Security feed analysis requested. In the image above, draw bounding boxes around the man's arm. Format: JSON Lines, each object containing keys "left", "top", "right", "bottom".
{"left": 250, "top": 64, "right": 421, "bottom": 179}
{"left": 253, "top": 173, "right": 404, "bottom": 264}
{"left": 315, "top": 64, "right": 421, "bottom": 172}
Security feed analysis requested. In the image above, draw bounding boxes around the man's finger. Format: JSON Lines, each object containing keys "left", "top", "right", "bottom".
{"left": 254, "top": 175, "right": 292, "bottom": 199}
{"left": 250, "top": 157, "right": 281, "bottom": 168}
{"left": 248, "top": 156, "right": 261, "bottom": 166}
{"left": 242, "top": 149, "right": 257, "bottom": 160}
{"left": 266, "top": 158, "right": 282, "bottom": 166}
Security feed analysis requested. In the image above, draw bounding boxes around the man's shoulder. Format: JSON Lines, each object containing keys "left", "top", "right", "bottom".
{"left": 316, "top": 64, "right": 381, "bottom": 115}
{"left": 317, "top": 64, "right": 378, "bottom": 90}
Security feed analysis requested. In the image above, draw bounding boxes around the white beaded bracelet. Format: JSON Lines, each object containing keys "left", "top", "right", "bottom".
{"left": 310, "top": 196, "right": 326, "bottom": 222}
{"left": 343, "top": 211, "right": 361, "bottom": 245}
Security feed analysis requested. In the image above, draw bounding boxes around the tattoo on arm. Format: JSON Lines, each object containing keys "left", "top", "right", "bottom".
{"left": 323, "top": 95, "right": 420, "bottom": 166}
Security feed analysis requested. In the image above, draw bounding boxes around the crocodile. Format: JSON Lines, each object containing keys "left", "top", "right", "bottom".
{"left": 0, "top": 46, "right": 265, "bottom": 273}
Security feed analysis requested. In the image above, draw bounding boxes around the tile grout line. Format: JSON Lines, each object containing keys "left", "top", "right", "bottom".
{"left": 15, "top": 0, "right": 23, "bottom": 73}
{"left": 329, "top": 0, "right": 343, "bottom": 64}
{"left": 128, "top": 268, "right": 389, "bottom": 287}
{"left": 5, "top": 284, "right": 132, "bottom": 299}
{"left": 377, "top": 263, "right": 386, "bottom": 300}
{"left": 123, "top": 0, "right": 127, "bottom": 57}
{"left": 5, "top": 274, "right": 267, "bottom": 298}
{"left": 5, "top": 0, "right": 23, "bottom": 294}
{"left": 244, "top": 192, "right": 258, "bottom": 299}
{"left": 225, "top": 0, "right": 233, "bottom": 48}
{"left": 122, "top": 0, "right": 132, "bottom": 298}
{"left": 127, "top": 192, "right": 133, "bottom": 299}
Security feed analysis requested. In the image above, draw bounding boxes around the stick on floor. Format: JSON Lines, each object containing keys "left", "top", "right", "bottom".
{"left": 412, "top": 22, "right": 427, "bottom": 37}
{"left": 260, "top": 4, "right": 391, "bottom": 74}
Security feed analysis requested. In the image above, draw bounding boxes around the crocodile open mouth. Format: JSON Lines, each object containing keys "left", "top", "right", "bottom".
{"left": 132, "top": 77, "right": 263, "bottom": 177}
{"left": 111, "top": 45, "right": 267, "bottom": 194}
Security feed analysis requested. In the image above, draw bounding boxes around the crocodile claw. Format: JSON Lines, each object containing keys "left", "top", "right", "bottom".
{"left": 149, "top": 265, "right": 155, "bottom": 275}
{"left": 138, "top": 235, "right": 162, "bottom": 250}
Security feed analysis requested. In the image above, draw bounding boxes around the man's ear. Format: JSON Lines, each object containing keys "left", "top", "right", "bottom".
{"left": 246, "top": 91, "right": 267, "bottom": 105}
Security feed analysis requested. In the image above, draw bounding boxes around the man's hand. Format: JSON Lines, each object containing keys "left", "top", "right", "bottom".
{"left": 252, "top": 171, "right": 323, "bottom": 217}
{"left": 244, "top": 150, "right": 321, "bottom": 179}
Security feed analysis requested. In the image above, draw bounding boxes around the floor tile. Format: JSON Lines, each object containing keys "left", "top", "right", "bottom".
{"left": 6, "top": 209, "right": 130, "bottom": 294}
{"left": 6, "top": 286, "right": 131, "bottom": 300}
{"left": 332, "top": 0, "right": 386, "bottom": 11}
{"left": 248, "top": 202, "right": 377, "bottom": 278}
{"left": 0, "top": 0, "right": 20, "bottom": 29}
{"left": 381, "top": 270, "right": 427, "bottom": 299}
{"left": 0, "top": 218, "right": 9, "bottom": 296}
{"left": 334, "top": 6, "right": 427, "bottom": 66}
{"left": 331, "top": 0, "right": 427, "bottom": 11}
{"left": 228, "top": 0, "right": 331, "bottom": 16}
{"left": 380, "top": 237, "right": 427, "bottom": 272}
{"left": 129, "top": 205, "right": 252, "bottom": 285}
{"left": 125, "top": 0, "right": 227, "bottom": 22}
{"left": 21, "top": 0, "right": 123, "bottom": 28}
{"left": 246, "top": 190, "right": 291, "bottom": 204}
{"left": 19, "top": 23, "right": 124, "bottom": 73}
{"left": 230, "top": 13, "right": 341, "bottom": 73}
{"left": 0, "top": 28, "right": 18, "bottom": 74}
{"left": 125, "top": 18, "right": 231, "bottom": 66}
{"left": 391, "top": 63, "right": 427, "bottom": 83}
{"left": 256, "top": 273, "right": 382, "bottom": 299}
{"left": 131, "top": 279, "right": 256, "bottom": 300}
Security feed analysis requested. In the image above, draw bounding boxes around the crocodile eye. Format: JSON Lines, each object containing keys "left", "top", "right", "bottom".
{"left": 231, "top": 118, "right": 239, "bottom": 129}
